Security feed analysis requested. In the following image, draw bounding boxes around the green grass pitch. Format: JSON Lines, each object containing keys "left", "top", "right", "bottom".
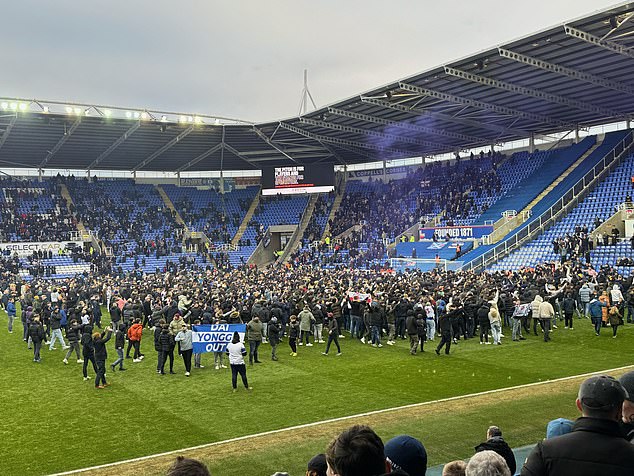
{"left": 1, "top": 311, "right": 632, "bottom": 475}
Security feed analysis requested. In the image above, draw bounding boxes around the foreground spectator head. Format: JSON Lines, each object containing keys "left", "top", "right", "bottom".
{"left": 442, "top": 460, "right": 466, "bottom": 476}
{"left": 546, "top": 418, "right": 574, "bottom": 439}
{"left": 384, "top": 434, "right": 427, "bottom": 476}
{"left": 166, "top": 456, "right": 210, "bottom": 476}
{"left": 474, "top": 425, "right": 515, "bottom": 475}
{"left": 465, "top": 451, "right": 510, "bottom": 476}
{"left": 619, "top": 371, "right": 634, "bottom": 425}
{"left": 326, "top": 425, "right": 388, "bottom": 476}
{"left": 577, "top": 375, "right": 628, "bottom": 420}
{"left": 307, "top": 453, "right": 327, "bottom": 476}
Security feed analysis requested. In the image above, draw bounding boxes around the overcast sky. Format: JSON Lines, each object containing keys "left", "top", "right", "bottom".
{"left": 2, "top": 0, "right": 621, "bottom": 122}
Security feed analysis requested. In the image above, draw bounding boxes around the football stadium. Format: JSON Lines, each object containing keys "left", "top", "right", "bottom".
{"left": 3, "top": 2, "right": 634, "bottom": 475}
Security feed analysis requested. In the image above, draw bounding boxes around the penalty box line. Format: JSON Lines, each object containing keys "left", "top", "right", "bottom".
{"left": 49, "top": 364, "right": 634, "bottom": 475}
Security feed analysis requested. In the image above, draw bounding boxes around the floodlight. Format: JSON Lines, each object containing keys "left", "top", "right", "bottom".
{"left": 126, "top": 111, "right": 132, "bottom": 118}
{"left": 187, "top": 116, "right": 193, "bottom": 123}
{"left": 179, "top": 115, "right": 186, "bottom": 123}
{"left": 1, "top": 102, "right": 8, "bottom": 110}
{"left": 104, "top": 109, "right": 112, "bottom": 117}
{"left": 214, "top": 118, "right": 220, "bottom": 125}
{"left": 133, "top": 112, "right": 140, "bottom": 119}
{"left": 141, "top": 112, "right": 148, "bottom": 120}
{"left": 194, "top": 116, "right": 202, "bottom": 124}
{"left": 73, "top": 107, "right": 81, "bottom": 115}
{"left": 18, "top": 103, "right": 27, "bottom": 111}
{"left": 10, "top": 102, "right": 18, "bottom": 110}
{"left": 160, "top": 115, "right": 167, "bottom": 122}
{"left": 65, "top": 106, "right": 73, "bottom": 113}
{"left": 43, "top": 106, "right": 49, "bottom": 113}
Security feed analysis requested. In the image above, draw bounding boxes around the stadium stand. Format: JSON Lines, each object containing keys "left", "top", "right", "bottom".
{"left": 489, "top": 153, "right": 634, "bottom": 274}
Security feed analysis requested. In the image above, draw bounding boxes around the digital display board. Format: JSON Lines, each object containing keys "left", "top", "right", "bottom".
{"left": 262, "top": 165, "right": 335, "bottom": 195}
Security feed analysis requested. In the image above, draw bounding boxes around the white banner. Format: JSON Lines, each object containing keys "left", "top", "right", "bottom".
{"left": 0, "top": 241, "right": 83, "bottom": 257}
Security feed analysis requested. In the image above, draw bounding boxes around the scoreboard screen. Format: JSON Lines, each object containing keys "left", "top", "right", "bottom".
{"left": 262, "top": 164, "right": 334, "bottom": 195}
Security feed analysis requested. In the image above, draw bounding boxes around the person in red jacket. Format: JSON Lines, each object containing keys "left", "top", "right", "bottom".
{"left": 127, "top": 318, "right": 144, "bottom": 363}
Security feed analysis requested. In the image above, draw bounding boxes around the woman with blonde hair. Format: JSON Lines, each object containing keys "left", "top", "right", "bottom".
{"left": 609, "top": 305, "right": 622, "bottom": 338}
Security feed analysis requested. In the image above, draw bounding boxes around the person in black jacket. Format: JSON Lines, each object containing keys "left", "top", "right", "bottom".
{"left": 63, "top": 319, "right": 83, "bottom": 364}
{"left": 561, "top": 293, "right": 576, "bottom": 329}
{"left": 436, "top": 304, "right": 457, "bottom": 355}
{"left": 154, "top": 318, "right": 166, "bottom": 372}
{"left": 522, "top": 375, "right": 634, "bottom": 476}
{"left": 81, "top": 323, "right": 98, "bottom": 381}
{"left": 474, "top": 426, "right": 516, "bottom": 475}
{"left": 28, "top": 316, "right": 45, "bottom": 362}
{"left": 92, "top": 327, "right": 112, "bottom": 389}
{"left": 157, "top": 325, "right": 175, "bottom": 375}
{"left": 110, "top": 323, "right": 127, "bottom": 372}
{"left": 322, "top": 313, "right": 341, "bottom": 356}
{"left": 405, "top": 309, "right": 426, "bottom": 355}
{"left": 268, "top": 316, "right": 281, "bottom": 361}
{"left": 477, "top": 302, "right": 491, "bottom": 345}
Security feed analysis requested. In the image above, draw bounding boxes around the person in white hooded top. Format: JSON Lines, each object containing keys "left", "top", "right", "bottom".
{"left": 225, "top": 331, "right": 252, "bottom": 392}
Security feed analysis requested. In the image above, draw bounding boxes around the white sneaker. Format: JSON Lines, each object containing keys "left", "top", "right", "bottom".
{"left": 306, "top": 343, "right": 313, "bottom": 347}
{"left": 83, "top": 376, "right": 90, "bottom": 381}
{"left": 62, "top": 345, "right": 70, "bottom": 350}
{"left": 185, "top": 371, "right": 190, "bottom": 376}
{"left": 62, "top": 358, "right": 68, "bottom": 364}
{"left": 386, "top": 341, "right": 394, "bottom": 345}
{"left": 221, "top": 364, "right": 227, "bottom": 369}
{"left": 133, "top": 358, "right": 142, "bottom": 363}
{"left": 377, "top": 344, "right": 383, "bottom": 348}
{"left": 139, "top": 355, "right": 145, "bottom": 360}
{"left": 298, "top": 342, "right": 303, "bottom": 346}
{"left": 199, "top": 365, "right": 205, "bottom": 368}
{"left": 319, "top": 340, "right": 325, "bottom": 343}
{"left": 360, "top": 337, "right": 366, "bottom": 344}
{"left": 77, "top": 359, "right": 83, "bottom": 363}
{"left": 215, "top": 365, "right": 220, "bottom": 370}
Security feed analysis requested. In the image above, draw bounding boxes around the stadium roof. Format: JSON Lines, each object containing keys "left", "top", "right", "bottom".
{"left": 2, "top": 3, "right": 634, "bottom": 172}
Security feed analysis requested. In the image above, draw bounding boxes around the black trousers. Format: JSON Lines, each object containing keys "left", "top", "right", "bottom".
{"left": 564, "top": 312, "right": 573, "bottom": 328}
{"left": 181, "top": 349, "right": 193, "bottom": 372}
{"left": 395, "top": 317, "right": 406, "bottom": 338}
{"left": 436, "top": 332, "right": 452, "bottom": 354}
{"left": 479, "top": 322, "right": 490, "bottom": 343}
{"left": 132, "top": 340, "right": 141, "bottom": 359}
{"left": 289, "top": 337, "right": 297, "bottom": 353}
{"left": 82, "top": 352, "right": 98, "bottom": 378}
{"left": 231, "top": 364, "right": 249, "bottom": 389}
{"left": 325, "top": 333, "right": 340, "bottom": 354}
{"left": 95, "top": 359, "right": 107, "bottom": 387}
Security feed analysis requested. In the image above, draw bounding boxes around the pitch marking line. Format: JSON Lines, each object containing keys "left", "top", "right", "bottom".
{"left": 49, "top": 364, "right": 634, "bottom": 475}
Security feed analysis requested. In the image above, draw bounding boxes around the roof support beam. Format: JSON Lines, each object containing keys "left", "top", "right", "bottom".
{"left": 0, "top": 115, "right": 18, "bottom": 154}
{"left": 327, "top": 107, "right": 485, "bottom": 143}
{"left": 279, "top": 122, "right": 413, "bottom": 156}
{"left": 443, "top": 66, "right": 626, "bottom": 119}
{"left": 87, "top": 121, "right": 141, "bottom": 170}
{"left": 498, "top": 48, "right": 634, "bottom": 97}
{"left": 252, "top": 127, "right": 303, "bottom": 164}
{"left": 360, "top": 97, "right": 531, "bottom": 138}
{"left": 222, "top": 143, "right": 264, "bottom": 168}
{"left": 564, "top": 25, "right": 634, "bottom": 60}
{"left": 398, "top": 82, "right": 574, "bottom": 128}
{"left": 174, "top": 143, "right": 223, "bottom": 173}
{"left": 131, "top": 125, "right": 194, "bottom": 172}
{"left": 298, "top": 117, "right": 446, "bottom": 149}
{"left": 39, "top": 117, "right": 82, "bottom": 168}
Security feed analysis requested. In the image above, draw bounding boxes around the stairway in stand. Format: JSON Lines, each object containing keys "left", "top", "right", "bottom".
{"left": 277, "top": 193, "right": 319, "bottom": 264}
{"left": 231, "top": 187, "right": 261, "bottom": 246}
{"left": 59, "top": 183, "right": 85, "bottom": 233}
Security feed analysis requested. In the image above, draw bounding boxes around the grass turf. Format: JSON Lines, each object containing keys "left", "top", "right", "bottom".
{"left": 1, "top": 311, "right": 633, "bottom": 475}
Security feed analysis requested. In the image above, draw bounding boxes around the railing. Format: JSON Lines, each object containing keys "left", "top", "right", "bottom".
{"left": 462, "top": 130, "right": 634, "bottom": 272}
